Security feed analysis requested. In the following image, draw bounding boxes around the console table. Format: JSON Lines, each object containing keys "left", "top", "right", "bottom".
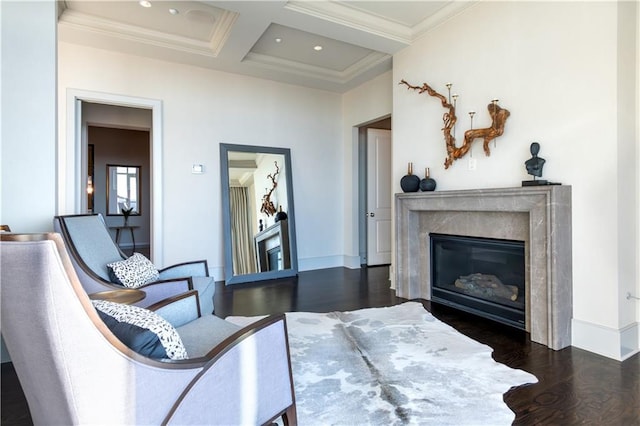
{"left": 110, "top": 225, "right": 139, "bottom": 251}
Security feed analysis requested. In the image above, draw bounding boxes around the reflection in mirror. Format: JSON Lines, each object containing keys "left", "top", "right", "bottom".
{"left": 220, "top": 144, "right": 298, "bottom": 285}
{"left": 106, "top": 165, "right": 141, "bottom": 215}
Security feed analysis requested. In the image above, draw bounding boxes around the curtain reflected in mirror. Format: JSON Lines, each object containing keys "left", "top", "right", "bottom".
{"left": 220, "top": 144, "right": 297, "bottom": 285}
{"left": 230, "top": 187, "right": 257, "bottom": 275}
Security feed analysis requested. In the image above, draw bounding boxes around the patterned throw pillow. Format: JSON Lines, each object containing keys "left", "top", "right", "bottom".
{"left": 93, "top": 300, "right": 188, "bottom": 360}
{"left": 107, "top": 253, "right": 159, "bottom": 288}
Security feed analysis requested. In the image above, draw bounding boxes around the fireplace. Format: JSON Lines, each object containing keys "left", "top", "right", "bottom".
{"left": 394, "top": 186, "right": 572, "bottom": 350}
{"left": 430, "top": 233, "right": 526, "bottom": 329}
{"left": 267, "top": 247, "right": 282, "bottom": 271}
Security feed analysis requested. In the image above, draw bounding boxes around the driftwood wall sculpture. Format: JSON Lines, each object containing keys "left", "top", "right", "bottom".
{"left": 260, "top": 161, "right": 279, "bottom": 216}
{"left": 399, "top": 79, "right": 510, "bottom": 169}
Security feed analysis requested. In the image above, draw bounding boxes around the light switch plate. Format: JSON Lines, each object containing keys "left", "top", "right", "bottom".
{"left": 468, "top": 158, "right": 477, "bottom": 171}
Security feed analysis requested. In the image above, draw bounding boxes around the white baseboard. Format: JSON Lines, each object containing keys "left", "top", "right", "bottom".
{"left": 342, "top": 255, "right": 362, "bottom": 269}
{"left": 117, "top": 242, "right": 150, "bottom": 251}
{"left": 298, "top": 255, "right": 361, "bottom": 271}
{"left": 389, "top": 263, "right": 396, "bottom": 290}
{"left": 213, "top": 257, "right": 362, "bottom": 283}
{"left": 572, "top": 318, "right": 639, "bottom": 361}
{"left": 1, "top": 335, "right": 10, "bottom": 363}
{"left": 209, "top": 266, "right": 224, "bottom": 282}
{"left": 620, "top": 321, "right": 640, "bottom": 360}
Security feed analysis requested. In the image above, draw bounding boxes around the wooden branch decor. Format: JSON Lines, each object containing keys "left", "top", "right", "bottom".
{"left": 399, "top": 79, "right": 510, "bottom": 169}
{"left": 260, "top": 161, "right": 279, "bottom": 216}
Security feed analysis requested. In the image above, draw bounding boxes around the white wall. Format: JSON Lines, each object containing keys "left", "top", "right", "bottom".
{"left": 616, "top": 0, "right": 640, "bottom": 355}
{"left": 342, "top": 71, "right": 393, "bottom": 267}
{"left": 636, "top": 0, "right": 640, "bottom": 334}
{"left": 0, "top": 0, "right": 58, "bottom": 362}
{"left": 58, "top": 43, "right": 344, "bottom": 276}
{"left": 1, "top": 1, "right": 57, "bottom": 231}
{"left": 393, "top": 1, "right": 639, "bottom": 360}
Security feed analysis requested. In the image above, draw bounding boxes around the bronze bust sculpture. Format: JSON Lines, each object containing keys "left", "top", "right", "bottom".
{"left": 522, "top": 142, "right": 559, "bottom": 186}
{"left": 525, "top": 142, "right": 545, "bottom": 178}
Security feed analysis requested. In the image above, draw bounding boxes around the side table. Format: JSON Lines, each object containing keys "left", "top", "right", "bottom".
{"left": 89, "top": 289, "right": 146, "bottom": 305}
{"left": 109, "top": 225, "right": 140, "bottom": 251}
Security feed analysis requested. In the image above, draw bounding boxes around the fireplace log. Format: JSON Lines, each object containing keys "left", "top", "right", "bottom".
{"left": 454, "top": 273, "right": 518, "bottom": 301}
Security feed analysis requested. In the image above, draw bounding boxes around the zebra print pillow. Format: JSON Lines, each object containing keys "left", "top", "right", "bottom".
{"left": 93, "top": 300, "right": 188, "bottom": 360}
{"left": 107, "top": 253, "right": 159, "bottom": 288}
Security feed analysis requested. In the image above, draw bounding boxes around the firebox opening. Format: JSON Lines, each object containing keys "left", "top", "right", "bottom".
{"left": 430, "top": 233, "right": 526, "bottom": 330}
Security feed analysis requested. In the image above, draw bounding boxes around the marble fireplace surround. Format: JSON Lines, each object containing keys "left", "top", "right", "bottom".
{"left": 395, "top": 186, "right": 572, "bottom": 350}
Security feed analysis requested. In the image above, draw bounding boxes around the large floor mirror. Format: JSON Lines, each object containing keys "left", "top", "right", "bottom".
{"left": 220, "top": 143, "right": 298, "bottom": 285}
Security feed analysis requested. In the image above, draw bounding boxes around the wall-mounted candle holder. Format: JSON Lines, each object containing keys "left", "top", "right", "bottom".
{"left": 399, "top": 79, "right": 511, "bottom": 169}
{"left": 491, "top": 99, "right": 499, "bottom": 147}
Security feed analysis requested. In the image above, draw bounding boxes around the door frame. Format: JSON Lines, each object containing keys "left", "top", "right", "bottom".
{"left": 365, "top": 128, "right": 392, "bottom": 266}
{"left": 65, "top": 89, "right": 164, "bottom": 264}
{"left": 357, "top": 115, "right": 392, "bottom": 266}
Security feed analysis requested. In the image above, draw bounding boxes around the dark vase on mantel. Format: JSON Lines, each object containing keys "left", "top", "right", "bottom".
{"left": 275, "top": 206, "right": 288, "bottom": 222}
{"left": 419, "top": 167, "right": 437, "bottom": 191}
{"left": 400, "top": 162, "right": 420, "bottom": 193}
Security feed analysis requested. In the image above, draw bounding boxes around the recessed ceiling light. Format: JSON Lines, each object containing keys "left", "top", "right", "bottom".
{"left": 139, "top": 1, "right": 152, "bottom": 8}
{"left": 275, "top": 38, "right": 282, "bottom": 43}
{"left": 314, "top": 45, "right": 323, "bottom": 51}
{"left": 169, "top": 8, "right": 179, "bottom": 15}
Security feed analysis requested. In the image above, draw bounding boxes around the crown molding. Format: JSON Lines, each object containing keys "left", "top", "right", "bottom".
{"left": 243, "top": 51, "right": 389, "bottom": 84}
{"left": 412, "top": 1, "right": 477, "bottom": 41}
{"left": 208, "top": 9, "right": 239, "bottom": 57}
{"left": 284, "top": 1, "right": 412, "bottom": 44}
{"left": 286, "top": 1, "right": 477, "bottom": 44}
{"left": 59, "top": 9, "right": 238, "bottom": 58}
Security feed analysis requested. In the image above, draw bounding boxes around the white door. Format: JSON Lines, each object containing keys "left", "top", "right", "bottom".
{"left": 366, "top": 129, "right": 392, "bottom": 265}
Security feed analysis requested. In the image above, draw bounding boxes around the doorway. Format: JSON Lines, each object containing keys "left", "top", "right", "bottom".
{"left": 87, "top": 124, "right": 151, "bottom": 256}
{"left": 66, "top": 89, "right": 164, "bottom": 264}
{"left": 358, "top": 116, "right": 392, "bottom": 266}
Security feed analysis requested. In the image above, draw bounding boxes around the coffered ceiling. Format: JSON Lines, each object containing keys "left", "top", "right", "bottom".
{"left": 58, "top": 1, "right": 474, "bottom": 92}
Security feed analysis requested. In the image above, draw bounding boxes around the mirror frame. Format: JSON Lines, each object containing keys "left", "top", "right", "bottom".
{"left": 106, "top": 164, "right": 142, "bottom": 216}
{"left": 220, "top": 143, "right": 298, "bottom": 285}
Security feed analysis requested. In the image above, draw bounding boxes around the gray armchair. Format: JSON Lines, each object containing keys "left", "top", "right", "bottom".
{"left": 54, "top": 214, "right": 215, "bottom": 314}
{"left": 0, "top": 232, "right": 297, "bottom": 425}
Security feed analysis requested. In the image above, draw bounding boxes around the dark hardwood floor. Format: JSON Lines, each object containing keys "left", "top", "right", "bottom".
{"left": 2, "top": 266, "right": 638, "bottom": 425}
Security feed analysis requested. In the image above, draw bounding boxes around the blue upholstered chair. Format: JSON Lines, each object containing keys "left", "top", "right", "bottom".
{"left": 54, "top": 214, "right": 215, "bottom": 314}
{"left": 0, "top": 232, "right": 297, "bottom": 425}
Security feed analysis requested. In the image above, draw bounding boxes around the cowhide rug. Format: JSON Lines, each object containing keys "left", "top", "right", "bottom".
{"left": 227, "top": 301, "right": 537, "bottom": 425}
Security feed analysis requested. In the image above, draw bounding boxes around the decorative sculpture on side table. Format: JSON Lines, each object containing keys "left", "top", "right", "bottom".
{"left": 121, "top": 203, "right": 134, "bottom": 226}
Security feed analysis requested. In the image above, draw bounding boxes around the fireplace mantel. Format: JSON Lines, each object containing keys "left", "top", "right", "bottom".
{"left": 395, "top": 186, "right": 572, "bottom": 350}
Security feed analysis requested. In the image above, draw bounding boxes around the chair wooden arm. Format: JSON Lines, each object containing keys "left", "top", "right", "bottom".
{"left": 163, "top": 314, "right": 297, "bottom": 426}
{"left": 148, "top": 290, "right": 201, "bottom": 327}
{"left": 54, "top": 215, "right": 215, "bottom": 314}
{"left": 158, "top": 259, "right": 209, "bottom": 279}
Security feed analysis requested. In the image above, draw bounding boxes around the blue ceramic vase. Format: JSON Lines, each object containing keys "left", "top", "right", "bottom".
{"left": 400, "top": 162, "right": 420, "bottom": 192}
{"left": 419, "top": 168, "right": 436, "bottom": 191}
